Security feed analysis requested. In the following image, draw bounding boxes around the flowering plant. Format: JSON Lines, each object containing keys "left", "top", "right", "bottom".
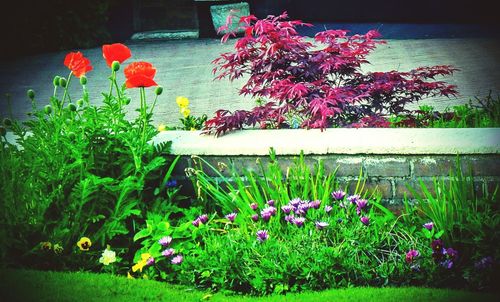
{"left": 0, "top": 43, "right": 180, "bottom": 270}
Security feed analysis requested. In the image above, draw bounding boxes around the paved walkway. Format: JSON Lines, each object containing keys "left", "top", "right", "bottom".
{"left": 1, "top": 37, "right": 499, "bottom": 127}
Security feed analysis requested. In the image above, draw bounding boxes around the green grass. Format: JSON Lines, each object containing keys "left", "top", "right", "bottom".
{"left": 0, "top": 269, "right": 497, "bottom": 302}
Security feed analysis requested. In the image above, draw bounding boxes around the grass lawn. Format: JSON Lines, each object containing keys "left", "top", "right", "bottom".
{"left": 0, "top": 269, "right": 496, "bottom": 302}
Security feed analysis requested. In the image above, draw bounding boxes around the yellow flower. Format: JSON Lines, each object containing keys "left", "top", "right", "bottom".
{"left": 180, "top": 107, "right": 191, "bottom": 118}
{"left": 132, "top": 253, "right": 151, "bottom": 272}
{"left": 176, "top": 96, "right": 189, "bottom": 108}
{"left": 127, "top": 272, "right": 134, "bottom": 279}
{"left": 77, "top": 237, "right": 92, "bottom": 251}
{"left": 40, "top": 241, "right": 52, "bottom": 251}
{"left": 158, "top": 123, "right": 166, "bottom": 132}
{"left": 53, "top": 243, "right": 63, "bottom": 254}
{"left": 190, "top": 127, "right": 196, "bottom": 131}
{"left": 99, "top": 247, "right": 117, "bottom": 265}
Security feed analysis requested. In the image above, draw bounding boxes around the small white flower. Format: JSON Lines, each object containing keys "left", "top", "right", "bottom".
{"left": 99, "top": 248, "right": 117, "bottom": 266}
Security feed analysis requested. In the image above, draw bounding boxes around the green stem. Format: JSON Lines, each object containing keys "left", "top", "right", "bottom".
{"left": 148, "top": 94, "right": 159, "bottom": 116}
{"left": 60, "top": 72, "right": 73, "bottom": 114}
{"left": 108, "top": 70, "right": 115, "bottom": 97}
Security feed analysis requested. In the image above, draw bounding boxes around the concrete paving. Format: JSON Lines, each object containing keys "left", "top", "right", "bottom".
{"left": 1, "top": 37, "right": 499, "bottom": 127}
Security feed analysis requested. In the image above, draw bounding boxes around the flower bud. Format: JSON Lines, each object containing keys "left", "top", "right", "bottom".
{"left": 112, "top": 61, "right": 120, "bottom": 72}
{"left": 76, "top": 99, "right": 84, "bottom": 107}
{"left": 27, "top": 89, "right": 35, "bottom": 100}
{"left": 155, "top": 86, "right": 163, "bottom": 96}
{"left": 68, "top": 103, "right": 77, "bottom": 112}
{"left": 3, "top": 117, "right": 12, "bottom": 127}
{"left": 80, "top": 76, "right": 87, "bottom": 85}
{"left": 67, "top": 132, "right": 76, "bottom": 140}
{"left": 123, "top": 98, "right": 131, "bottom": 105}
{"left": 53, "top": 76, "right": 61, "bottom": 87}
{"left": 59, "top": 77, "right": 67, "bottom": 88}
{"left": 44, "top": 105, "right": 53, "bottom": 115}
{"left": 0, "top": 126, "right": 6, "bottom": 136}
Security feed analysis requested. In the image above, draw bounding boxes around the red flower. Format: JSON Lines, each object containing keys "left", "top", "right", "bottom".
{"left": 102, "top": 43, "right": 132, "bottom": 67}
{"left": 64, "top": 52, "right": 92, "bottom": 78}
{"left": 124, "top": 62, "right": 158, "bottom": 88}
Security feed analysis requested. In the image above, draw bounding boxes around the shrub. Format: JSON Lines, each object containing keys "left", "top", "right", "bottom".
{"left": 204, "top": 12, "right": 458, "bottom": 135}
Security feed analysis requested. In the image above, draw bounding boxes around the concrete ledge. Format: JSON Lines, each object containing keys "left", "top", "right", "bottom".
{"left": 131, "top": 30, "right": 199, "bottom": 41}
{"left": 153, "top": 128, "right": 500, "bottom": 156}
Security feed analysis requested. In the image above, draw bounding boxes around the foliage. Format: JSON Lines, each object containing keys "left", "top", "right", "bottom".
{"left": 133, "top": 150, "right": 440, "bottom": 294}
{"left": 404, "top": 158, "right": 499, "bottom": 290}
{"left": 204, "top": 12, "right": 457, "bottom": 135}
{"left": 0, "top": 44, "right": 180, "bottom": 272}
{"left": 389, "top": 93, "right": 500, "bottom": 128}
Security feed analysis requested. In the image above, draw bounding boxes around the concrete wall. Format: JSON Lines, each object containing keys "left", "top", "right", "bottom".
{"left": 155, "top": 128, "right": 500, "bottom": 205}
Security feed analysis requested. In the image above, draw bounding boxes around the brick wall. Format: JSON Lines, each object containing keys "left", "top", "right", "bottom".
{"left": 171, "top": 153, "right": 500, "bottom": 205}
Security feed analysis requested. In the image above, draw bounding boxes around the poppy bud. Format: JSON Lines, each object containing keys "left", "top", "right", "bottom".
{"left": 60, "top": 77, "right": 67, "bottom": 88}
{"left": 44, "top": 105, "right": 53, "bottom": 115}
{"left": 0, "top": 126, "right": 6, "bottom": 136}
{"left": 155, "top": 86, "right": 163, "bottom": 96}
{"left": 80, "top": 76, "right": 87, "bottom": 85}
{"left": 27, "top": 89, "right": 35, "bottom": 100}
{"left": 112, "top": 61, "right": 120, "bottom": 72}
{"left": 53, "top": 76, "right": 61, "bottom": 87}
{"left": 68, "top": 103, "right": 77, "bottom": 112}
{"left": 123, "top": 97, "right": 131, "bottom": 105}
{"left": 3, "top": 118, "right": 12, "bottom": 127}
{"left": 67, "top": 132, "right": 76, "bottom": 140}
{"left": 76, "top": 99, "right": 84, "bottom": 107}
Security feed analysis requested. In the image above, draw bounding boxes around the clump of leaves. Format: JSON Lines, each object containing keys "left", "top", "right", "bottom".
{"left": 204, "top": 12, "right": 458, "bottom": 135}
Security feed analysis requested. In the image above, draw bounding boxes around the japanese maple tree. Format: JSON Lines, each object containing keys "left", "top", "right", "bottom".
{"left": 204, "top": 12, "right": 458, "bottom": 135}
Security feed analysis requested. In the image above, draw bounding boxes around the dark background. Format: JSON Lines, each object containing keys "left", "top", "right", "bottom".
{"left": 0, "top": 0, "right": 498, "bottom": 58}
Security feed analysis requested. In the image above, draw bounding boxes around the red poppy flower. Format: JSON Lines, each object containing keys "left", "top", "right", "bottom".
{"left": 124, "top": 62, "right": 158, "bottom": 88}
{"left": 64, "top": 52, "right": 93, "bottom": 78}
{"left": 102, "top": 43, "right": 132, "bottom": 67}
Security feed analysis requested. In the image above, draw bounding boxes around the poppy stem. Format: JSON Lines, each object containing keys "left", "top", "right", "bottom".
{"left": 108, "top": 70, "right": 115, "bottom": 98}
{"left": 60, "top": 72, "right": 73, "bottom": 114}
{"left": 149, "top": 94, "right": 159, "bottom": 116}
{"left": 141, "top": 87, "right": 147, "bottom": 147}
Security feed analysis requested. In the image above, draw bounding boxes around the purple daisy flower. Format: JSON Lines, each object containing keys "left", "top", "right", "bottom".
{"left": 360, "top": 216, "right": 370, "bottom": 226}
{"left": 166, "top": 180, "right": 178, "bottom": 188}
{"left": 309, "top": 200, "right": 321, "bottom": 209}
{"left": 405, "top": 249, "right": 419, "bottom": 264}
{"left": 267, "top": 200, "right": 275, "bottom": 207}
{"left": 284, "top": 215, "right": 294, "bottom": 223}
{"left": 158, "top": 236, "right": 172, "bottom": 246}
{"left": 446, "top": 247, "right": 459, "bottom": 260}
{"left": 250, "top": 203, "right": 258, "bottom": 210}
{"left": 289, "top": 198, "right": 302, "bottom": 207}
{"left": 356, "top": 199, "right": 368, "bottom": 209}
{"left": 192, "top": 218, "right": 201, "bottom": 227}
{"left": 281, "top": 205, "right": 293, "bottom": 214}
{"left": 324, "top": 205, "right": 333, "bottom": 213}
{"left": 423, "top": 222, "right": 434, "bottom": 231}
{"left": 441, "top": 259, "right": 454, "bottom": 269}
{"left": 158, "top": 236, "right": 172, "bottom": 247}
{"left": 171, "top": 255, "right": 183, "bottom": 265}
{"left": 225, "top": 212, "right": 237, "bottom": 222}
{"left": 315, "top": 221, "right": 329, "bottom": 230}
{"left": 261, "top": 208, "right": 273, "bottom": 221}
{"left": 198, "top": 214, "right": 209, "bottom": 224}
{"left": 256, "top": 230, "right": 269, "bottom": 242}
{"left": 162, "top": 248, "right": 175, "bottom": 257}
{"left": 347, "top": 194, "right": 361, "bottom": 204}
{"left": 293, "top": 217, "right": 306, "bottom": 227}
{"left": 146, "top": 256, "right": 155, "bottom": 266}
{"left": 251, "top": 214, "right": 259, "bottom": 222}
{"left": 332, "top": 190, "right": 346, "bottom": 200}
